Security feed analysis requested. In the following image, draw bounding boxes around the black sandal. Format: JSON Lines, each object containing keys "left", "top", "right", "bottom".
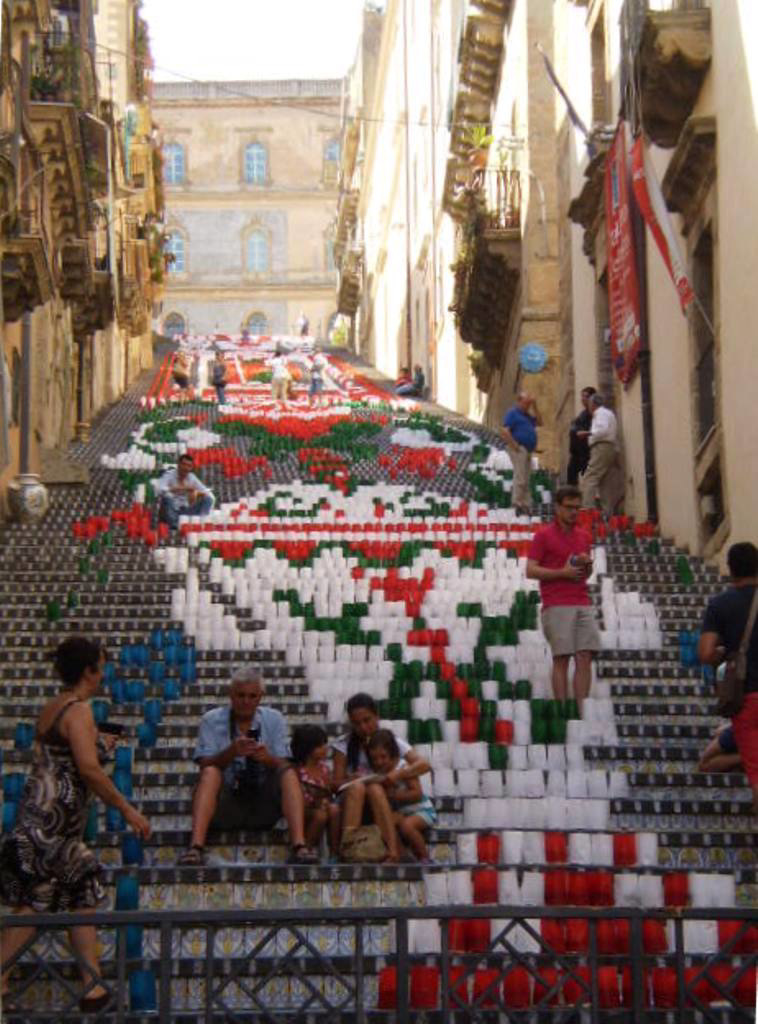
{"left": 79, "top": 990, "right": 111, "bottom": 1013}
{"left": 178, "top": 845, "right": 206, "bottom": 866}
{"left": 288, "top": 844, "right": 318, "bottom": 864}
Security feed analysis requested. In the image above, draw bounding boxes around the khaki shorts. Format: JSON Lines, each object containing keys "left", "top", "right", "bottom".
{"left": 542, "top": 605, "right": 600, "bottom": 657}
{"left": 209, "top": 765, "right": 291, "bottom": 832}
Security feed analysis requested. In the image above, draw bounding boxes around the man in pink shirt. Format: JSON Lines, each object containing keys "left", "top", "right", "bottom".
{"left": 526, "top": 485, "right": 600, "bottom": 710}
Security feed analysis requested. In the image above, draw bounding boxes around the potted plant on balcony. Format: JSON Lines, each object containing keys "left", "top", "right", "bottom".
{"left": 464, "top": 123, "right": 495, "bottom": 172}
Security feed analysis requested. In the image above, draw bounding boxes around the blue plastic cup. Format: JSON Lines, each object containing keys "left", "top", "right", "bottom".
{"left": 136, "top": 723, "right": 156, "bottom": 748}
{"left": 179, "top": 663, "right": 196, "bottom": 684}
{"left": 168, "top": 629, "right": 182, "bottom": 647}
{"left": 115, "top": 874, "right": 139, "bottom": 910}
{"left": 129, "top": 969, "right": 156, "bottom": 1011}
{"left": 127, "top": 681, "right": 146, "bottom": 704}
{"left": 120, "top": 924, "right": 144, "bottom": 959}
{"left": 3, "top": 773, "right": 25, "bottom": 801}
{"left": 83, "top": 803, "right": 99, "bottom": 842}
{"left": 110, "top": 679, "right": 126, "bottom": 704}
{"left": 103, "top": 662, "right": 116, "bottom": 683}
{"left": 105, "top": 807, "right": 125, "bottom": 832}
{"left": 150, "top": 629, "right": 164, "bottom": 652}
{"left": 148, "top": 661, "right": 165, "bottom": 685}
{"left": 144, "top": 699, "right": 162, "bottom": 725}
{"left": 13, "top": 723, "right": 34, "bottom": 750}
{"left": 163, "top": 645, "right": 179, "bottom": 668}
{"left": 115, "top": 747, "right": 133, "bottom": 771}
{"left": 113, "top": 769, "right": 133, "bottom": 798}
{"left": 2, "top": 802, "right": 18, "bottom": 833}
{"left": 180, "top": 644, "right": 196, "bottom": 665}
{"left": 119, "top": 646, "right": 133, "bottom": 668}
{"left": 163, "top": 680, "right": 180, "bottom": 701}
{"left": 122, "top": 834, "right": 144, "bottom": 866}
{"left": 134, "top": 645, "right": 149, "bottom": 668}
{"left": 92, "top": 700, "right": 110, "bottom": 725}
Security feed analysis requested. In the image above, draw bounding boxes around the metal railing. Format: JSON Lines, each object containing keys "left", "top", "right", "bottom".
{"left": 1, "top": 904, "right": 756, "bottom": 1022}
{"left": 30, "top": 30, "right": 98, "bottom": 112}
{"left": 481, "top": 167, "right": 521, "bottom": 232}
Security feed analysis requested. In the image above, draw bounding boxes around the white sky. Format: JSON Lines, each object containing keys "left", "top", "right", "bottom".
{"left": 141, "top": 0, "right": 367, "bottom": 83}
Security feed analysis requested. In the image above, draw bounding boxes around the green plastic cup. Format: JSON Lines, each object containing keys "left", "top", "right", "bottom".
{"left": 446, "top": 699, "right": 462, "bottom": 721}
{"left": 531, "top": 718, "right": 548, "bottom": 743}
{"left": 514, "top": 679, "right": 532, "bottom": 700}
{"left": 547, "top": 717, "right": 567, "bottom": 744}
{"left": 478, "top": 718, "right": 495, "bottom": 742}
{"left": 488, "top": 744, "right": 508, "bottom": 769}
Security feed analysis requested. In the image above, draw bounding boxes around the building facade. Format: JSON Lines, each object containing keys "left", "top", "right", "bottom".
{"left": 339, "top": 0, "right": 755, "bottom": 565}
{"left": 0, "top": 0, "right": 160, "bottom": 518}
{"left": 152, "top": 79, "right": 341, "bottom": 339}
{"left": 564, "top": 0, "right": 757, "bottom": 565}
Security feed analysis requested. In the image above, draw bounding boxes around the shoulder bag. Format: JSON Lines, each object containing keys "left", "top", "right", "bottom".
{"left": 716, "top": 587, "right": 758, "bottom": 717}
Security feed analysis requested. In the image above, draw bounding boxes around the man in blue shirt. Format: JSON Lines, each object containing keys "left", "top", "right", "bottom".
{"left": 178, "top": 668, "right": 316, "bottom": 865}
{"left": 502, "top": 391, "right": 541, "bottom": 516}
{"left": 154, "top": 453, "right": 214, "bottom": 529}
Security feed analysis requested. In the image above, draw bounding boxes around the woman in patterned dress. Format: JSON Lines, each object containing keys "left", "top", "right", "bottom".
{"left": 0, "top": 637, "right": 150, "bottom": 1013}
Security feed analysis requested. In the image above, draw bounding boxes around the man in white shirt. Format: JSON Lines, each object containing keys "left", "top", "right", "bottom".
{"left": 579, "top": 394, "right": 620, "bottom": 516}
{"left": 270, "top": 349, "right": 290, "bottom": 402}
{"left": 154, "top": 453, "right": 214, "bottom": 528}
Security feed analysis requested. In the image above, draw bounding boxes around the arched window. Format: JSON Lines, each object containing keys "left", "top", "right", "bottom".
{"left": 163, "top": 313, "right": 186, "bottom": 338}
{"left": 163, "top": 143, "right": 185, "bottom": 185}
{"left": 245, "top": 312, "right": 268, "bottom": 335}
{"left": 246, "top": 230, "right": 269, "bottom": 273}
{"left": 245, "top": 143, "right": 267, "bottom": 185}
{"left": 165, "top": 231, "right": 186, "bottom": 274}
{"left": 325, "top": 138, "right": 340, "bottom": 163}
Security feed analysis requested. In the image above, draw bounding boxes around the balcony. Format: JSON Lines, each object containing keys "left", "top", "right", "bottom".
{"left": 337, "top": 244, "right": 362, "bottom": 317}
{"left": 334, "top": 188, "right": 359, "bottom": 258}
{"left": 661, "top": 114, "right": 715, "bottom": 234}
{"left": 2, "top": 203, "right": 55, "bottom": 321}
{"left": 118, "top": 237, "right": 150, "bottom": 335}
{"left": 449, "top": 188, "right": 520, "bottom": 368}
{"left": 621, "top": 0, "right": 711, "bottom": 148}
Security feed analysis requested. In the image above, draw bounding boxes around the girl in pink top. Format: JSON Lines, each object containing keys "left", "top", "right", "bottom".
{"left": 290, "top": 725, "right": 340, "bottom": 859}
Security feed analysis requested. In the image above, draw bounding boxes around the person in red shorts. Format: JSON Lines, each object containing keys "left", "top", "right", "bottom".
{"left": 526, "top": 485, "right": 600, "bottom": 712}
{"left": 698, "top": 542, "right": 758, "bottom": 813}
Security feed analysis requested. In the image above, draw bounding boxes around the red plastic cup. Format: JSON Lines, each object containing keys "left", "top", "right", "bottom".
{"left": 598, "top": 967, "right": 621, "bottom": 1009}
{"left": 410, "top": 965, "right": 439, "bottom": 1010}
{"left": 613, "top": 833, "right": 637, "bottom": 867}
{"left": 472, "top": 968, "right": 500, "bottom": 1008}
{"left": 643, "top": 919, "right": 668, "bottom": 954}
{"left": 613, "top": 918, "right": 630, "bottom": 954}
{"left": 565, "top": 918, "right": 589, "bottom": 953}
{"left": 494, "top": 719, "right": 514, "bottom": 744}
{"left": 540, "top": 919, "right": 565, "bottom": 954}
{"left": 663, "top": 872, "right": 689, "bottom": 908}
{"left": 476, "top": 833, "right": 500, "bottom": 865}
{"left": 563, "top": 965, "right": 590, "bottom": 1006}
{"left": 543, "top": 870, "right": 567, "bottom": 906}
{"left": 378, "top": 966, "right": 397, "bottom": 1009}
{"left": 652, "top": 967, "right": 677, "bottom": 1008}
{"left": 597, "top": 920, "right": 617, "bottom": 954}
{"left": 684, "top": 966, "right": 712, "bottom": 1007}
{"left": 466, "top": 918, "right": 491, "bottom": 953}
{"left": 586, "top": 871, "right": 614, "bottom": 906}
{"left": 451, "top": 679, "right": 468, "bottom": 699}
{"left": 472, "top": 868, "right": 499, "bottom": 905}
{"left": 544, "top": 831, "right": 568, "bottom": 864}
{"left": 705, "top": 964, "right": 732, "bottom": 1003}
{"left": 448, "top": 918, "right": 467, "bottom": 953}
{"left": 534, "top": 967, "right": 560, "bottom": 1007}
{"left": 502, "top": 966, "right": 531, "bottom": 1008}
{"left": 448, "top": 966, "right": 469, "bottom": 1008}
{"left": 460, "top": 717, "right": 479, "bottom": 743}
{"left": 566, "top": 872, "right": 589, "bottom": 906}
{"left": 462, "top": 697, "right": 480, "bottom": 717}
{"left": 736, "top": 967, "right": 757, "bottom": 1007}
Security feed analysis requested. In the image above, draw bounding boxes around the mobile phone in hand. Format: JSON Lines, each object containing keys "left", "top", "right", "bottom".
{"left": 99, "top": 722, "right": 125, "bottom": 736}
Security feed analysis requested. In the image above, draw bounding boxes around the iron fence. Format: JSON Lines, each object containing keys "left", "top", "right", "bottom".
{"left": 480, "top": 168, "right": 521, "bottom": 232}
{"left": 1, "top": 904, "right": 756, "bottom": 1022}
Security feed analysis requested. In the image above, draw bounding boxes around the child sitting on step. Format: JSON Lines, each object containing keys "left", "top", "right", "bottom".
{"left": 290, "top": 725, "right": 340, "bottom": 859}
{"left": 366, "top": 729, "right": 436, "bottom": 863}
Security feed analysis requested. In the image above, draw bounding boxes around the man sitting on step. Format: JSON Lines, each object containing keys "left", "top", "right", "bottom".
{"left": 178, "top": 668, "right": 317, "bottom": 865}
{"left": 154, "top": 453, "right": 214, "bottom": 530}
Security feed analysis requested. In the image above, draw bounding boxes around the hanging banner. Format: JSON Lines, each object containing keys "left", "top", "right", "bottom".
{"left": 631, "top": 136, "right": 695, "bottom": 314}
{"left": 605, "top": 121, "right": 642, "bottom": 387}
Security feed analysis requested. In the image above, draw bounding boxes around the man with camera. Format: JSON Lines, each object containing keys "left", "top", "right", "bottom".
{"left": 178, "top": 668, "right": 316, "bottom": 864}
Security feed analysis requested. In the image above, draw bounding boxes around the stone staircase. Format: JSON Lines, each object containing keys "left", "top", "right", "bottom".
{"left": 0, "top": 354, "right": 755, "bottom": 1021}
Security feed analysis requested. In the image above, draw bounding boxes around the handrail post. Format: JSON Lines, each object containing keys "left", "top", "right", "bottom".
{"left": 630, "top": 912, "right": 646, "bottom": 1021}
{"left": 396, "top": 914, "right": 409, "bottom": 1023}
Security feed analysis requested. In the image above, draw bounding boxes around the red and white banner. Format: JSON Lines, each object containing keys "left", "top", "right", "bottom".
{"left": 605, "top": 121, "right": 642, "bottom": 387}
{"left": 631, "top": 137, "right": 695, "bottom": 314}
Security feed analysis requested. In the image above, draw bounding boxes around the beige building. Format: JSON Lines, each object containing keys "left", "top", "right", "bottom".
{"left": 0, "top": 0, "right": 159, "bottom": 518}
{"left": 337, "top": 0, "right": 570, "bottom": 465}
{"left": 152, "top": 79, "right": 341, "bottom": 339}
{"left": 565, "top": 0, "right": 757, "bottom": 564}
